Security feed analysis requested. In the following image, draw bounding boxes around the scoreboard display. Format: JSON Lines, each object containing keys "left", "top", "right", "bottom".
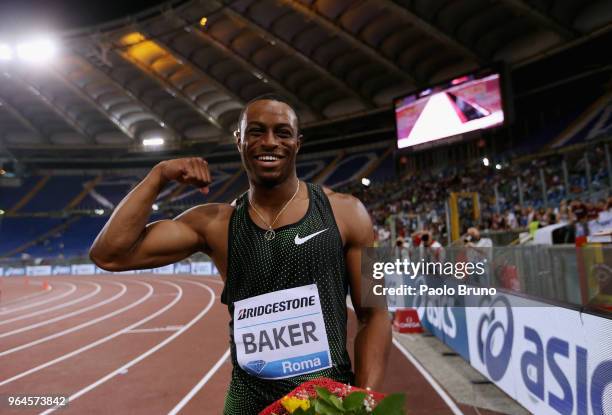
{"left": 395, "top": 70, "right": 507, "bottom": 150}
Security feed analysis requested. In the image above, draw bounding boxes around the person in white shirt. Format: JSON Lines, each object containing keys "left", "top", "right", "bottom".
{"left": 464, "top": 227, "right": 493, "bottom": 249}
{"left": 463, "top": 227, "right": 493, "bottom": 284}
{"left": 506, "top": 210, "right": 518, "bottom": 229}
{"left": 377, "top": 227, "right": 390, "bottom": 244}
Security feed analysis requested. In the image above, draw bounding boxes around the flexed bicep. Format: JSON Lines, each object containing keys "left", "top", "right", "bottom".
{"left": 92, "top": 218, "right": 203, "bottom": 271}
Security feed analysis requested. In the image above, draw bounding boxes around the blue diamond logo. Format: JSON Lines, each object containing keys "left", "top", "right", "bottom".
{"left": 246, "top": 360, "right": 266, "bottom": 374}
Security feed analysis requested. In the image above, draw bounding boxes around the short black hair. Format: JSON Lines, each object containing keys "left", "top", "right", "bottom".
{"left": 237, "top": 93, "right": 300, "bottom": 132}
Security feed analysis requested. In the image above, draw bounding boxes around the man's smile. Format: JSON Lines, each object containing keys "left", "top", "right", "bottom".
{"left": 253, "top": 153, "right": 285, "bottom": 166}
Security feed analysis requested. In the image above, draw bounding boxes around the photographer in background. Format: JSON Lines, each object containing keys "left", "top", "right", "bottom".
{"left": 393, "top": 236, "right": 411, "bottom": 261}
{"left": 463, "top": 226, "right": 493, "bottom": 285}
{"left": 463, "top": 227, "right": 493, "bottom": 250}
{"left": 411, "top": 230, "right": 444, "bottom": 262}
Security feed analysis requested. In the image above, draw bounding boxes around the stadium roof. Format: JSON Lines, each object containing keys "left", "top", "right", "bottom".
{"left": 0, "top": 0, "right": 611, "bottom": 168}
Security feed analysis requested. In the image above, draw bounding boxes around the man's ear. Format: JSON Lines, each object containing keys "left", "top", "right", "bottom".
{"left": 234, "top": 130, "right": 242, "bottom": 153}
{"left": 296, "top": 133, "right": 303, "bottom": 153}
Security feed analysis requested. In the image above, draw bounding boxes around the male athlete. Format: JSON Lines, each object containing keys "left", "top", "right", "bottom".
{"left": 90, "top": 94, "right": 391, "bottom": 414}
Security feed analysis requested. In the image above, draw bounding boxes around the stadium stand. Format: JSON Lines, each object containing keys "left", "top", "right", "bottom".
{"left": 325, "top": 151, "right": 380, "bottom": 187}
{"left": 0, "top": 217, "right": 71, "bottom": 258}
{"left": 20, "top": 175, "right": 95, "bottom": 212}
{"left": 0, "top": 175, "right": 40, "bottom": 213}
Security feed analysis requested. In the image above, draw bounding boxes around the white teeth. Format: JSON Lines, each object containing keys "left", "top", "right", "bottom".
{"left": 257, "top": 155, "right": 279, "bottom": 161}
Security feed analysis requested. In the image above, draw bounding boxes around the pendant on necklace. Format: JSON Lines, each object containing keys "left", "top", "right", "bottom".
{"left": 264, "top": 229, "right": 276, "bottom": 241}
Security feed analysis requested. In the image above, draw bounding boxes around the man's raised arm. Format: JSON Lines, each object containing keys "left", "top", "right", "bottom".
{"left": 89, "top": 158, "right": 211, "bottom": 271}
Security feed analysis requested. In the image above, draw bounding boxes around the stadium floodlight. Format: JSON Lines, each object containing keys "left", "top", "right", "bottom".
{"left": 0, "top": 44, "right": 13, "bottom": 61}
{"left": 143, "top": 137, "right": 164, "bottom": 146}
{"left": 16, "top": 38, "right": 57, "bottom": 63}
{"left": 152, "top": 203, "right": 159, "bottom": 211}
{"left": 94, "top": 208, "right": 104, "bottom": 215}
{"left": 361, "top": 177, "right": 371, "bottom": 187}
{"left": 495, "top": 163, "right": 502, "bottom": 170}
{"left": 0, "top": 209, "right": 5, "bottom": 215}
{"left": 482, "top": 157, "right": 490, "bottom": 167}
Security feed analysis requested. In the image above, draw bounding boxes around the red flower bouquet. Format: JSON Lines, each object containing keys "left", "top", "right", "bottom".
{"left": 259, "top": 377, "right": 405, "bottom": 415}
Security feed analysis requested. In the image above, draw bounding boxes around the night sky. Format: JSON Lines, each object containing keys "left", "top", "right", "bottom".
{"left": 0, "top": 0, "right": 168, "bottom": 34}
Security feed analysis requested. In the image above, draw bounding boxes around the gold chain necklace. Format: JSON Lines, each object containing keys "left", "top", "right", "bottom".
{"left": 248, "top": 180, "right": 300, "bottom": 241}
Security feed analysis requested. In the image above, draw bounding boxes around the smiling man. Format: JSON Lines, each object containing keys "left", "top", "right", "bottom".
{"left": 89, "top": 94, "right": 391, "bottom": 414}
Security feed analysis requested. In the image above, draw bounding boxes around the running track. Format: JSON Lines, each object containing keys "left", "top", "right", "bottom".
{"left": 0, "top": 276, "right": 503, "bottom": 415}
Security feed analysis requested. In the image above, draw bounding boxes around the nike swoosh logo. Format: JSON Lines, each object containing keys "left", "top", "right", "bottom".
{"left": 294, "top": 229, "right": 328, "bottom": 245}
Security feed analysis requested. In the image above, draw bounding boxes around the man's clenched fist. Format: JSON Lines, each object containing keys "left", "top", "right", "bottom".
{"left": 157, "top": 158, "right": 211, "bottom": 193}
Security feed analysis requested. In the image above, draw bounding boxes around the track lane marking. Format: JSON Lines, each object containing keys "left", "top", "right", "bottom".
{"left": 0, "top": 282, "right": 77, "bottom": 317}
{"left": 0, "top": 281, "right": 152, "bottom": 357}
{"left": 391, "top": 338, "right": 464, "bottom": 415}
{"left": 183, "top": 276, "right": 224, "bottom": 286}
{"left": 126, "top": 325, "right": 183, "bottom": 333}
{"left": 0, "top": 285, "right": 55, "bottom": 307}
{"left": 168, "top": 349, "right": 231, "bottom": 415}
{"left": 0, "top": 279, "right": 176, "bottom": 386}
{"left": 167, "top": 278, "right": 229, "bottom": 414}
{"left": 0, "top": 281, "right": 101, "bottom": 327}
{"left": 0, "top": 282, "right": 126, "bottom": 338}
{"left": 39, "top": 280, "right": 217, "bottom": 415}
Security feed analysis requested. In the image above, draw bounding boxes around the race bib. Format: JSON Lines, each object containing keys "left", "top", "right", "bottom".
{"left": 233, "top": 284, "right": 332, "bottom": 379}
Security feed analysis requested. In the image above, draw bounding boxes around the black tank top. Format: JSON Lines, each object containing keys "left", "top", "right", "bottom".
{"left": 221, "top": 182, "right": 354, "bottom": 414}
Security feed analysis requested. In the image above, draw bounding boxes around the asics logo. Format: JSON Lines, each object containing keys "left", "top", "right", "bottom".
{"left": 294, "top": 229, "right": 328, "bottom": 245}
{"left": 476, "top": 296, "right": 514, "bottom": 382}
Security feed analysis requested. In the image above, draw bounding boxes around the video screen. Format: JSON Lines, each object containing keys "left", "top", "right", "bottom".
{"left": 395, "top": 72, "right": 505, "bottom": 149}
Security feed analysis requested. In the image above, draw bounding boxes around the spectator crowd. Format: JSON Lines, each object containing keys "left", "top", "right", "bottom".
{"left": 341, "top": 142, "right": 612, "bottom": 246}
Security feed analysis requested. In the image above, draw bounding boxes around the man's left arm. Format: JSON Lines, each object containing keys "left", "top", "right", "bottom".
{"left": 342, "top": 196, "right": 392, "bottom": 390}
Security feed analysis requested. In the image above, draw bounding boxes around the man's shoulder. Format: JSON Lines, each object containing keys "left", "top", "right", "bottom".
{"left": 322, "top": 186, "right": 364, "bottom": 210}
{"left": 320, "top": 185, "right": 372, "bottom": 244}
{"left": 184, "top": 201, "right": 234, "bottom": 214}
{"left": 176, "top": 202, "right": 235, "bottom": 228}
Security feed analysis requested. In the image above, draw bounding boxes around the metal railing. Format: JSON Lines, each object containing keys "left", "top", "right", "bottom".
{"left": 418, "top": 245, "right": 611, "bottom": 310}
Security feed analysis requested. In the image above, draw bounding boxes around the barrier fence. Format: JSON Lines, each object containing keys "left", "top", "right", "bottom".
{"left": 374, "top": 244, "right": 612, "bottom": 415}
{"left": 0, "top": 253, "right": 219, "bottom": 277}
{"left": 382, "top": 245, "right": 610, "bottom": 309}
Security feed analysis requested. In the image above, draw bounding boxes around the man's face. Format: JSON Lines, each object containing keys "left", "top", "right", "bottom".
{"left": 236, "top": 100, "right": 301, "bottom": 186}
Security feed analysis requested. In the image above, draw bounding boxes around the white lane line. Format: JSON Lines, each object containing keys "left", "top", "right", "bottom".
{"left": 0, "top": 285, "right": 55, "bottom": 308}
{"left": 193, "top": 276, "right": 224, "bottom": 283}
{"left": 0, "top": 282, "right": 68, "bottom": 314}
{"left": 0, "top": 281, "right": 151, "bottom": 357}
{"left": 0, "top": 280, "right": 170, "bottom": 386}
{"left": 0, "top": 283, "right": 77, "bottom": 316}
{"left": 184, "top": 276, "right": 224, "bottom": 286}
{"left": 168, "top": 349, "right": 231, "bottom": 415}
{"left": 346, "top": 301, "right": 464, "bottom": 415}
{"left": 167, "top": 278, "right": 228, "bottom": 414}
{"left": 126, "top": 325, "right": 183, "bottom": 333}
{"left": 0, "top": 281, "right": 101, "bottom": 327}
{"left": 39, "top": 280, "right": 217, "bottom": 415}
{"left": 0, "top": 282, "right": 126, "bottom": 338}
{"left": 391, "top": 338, "right": 464, "bottom": 415}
